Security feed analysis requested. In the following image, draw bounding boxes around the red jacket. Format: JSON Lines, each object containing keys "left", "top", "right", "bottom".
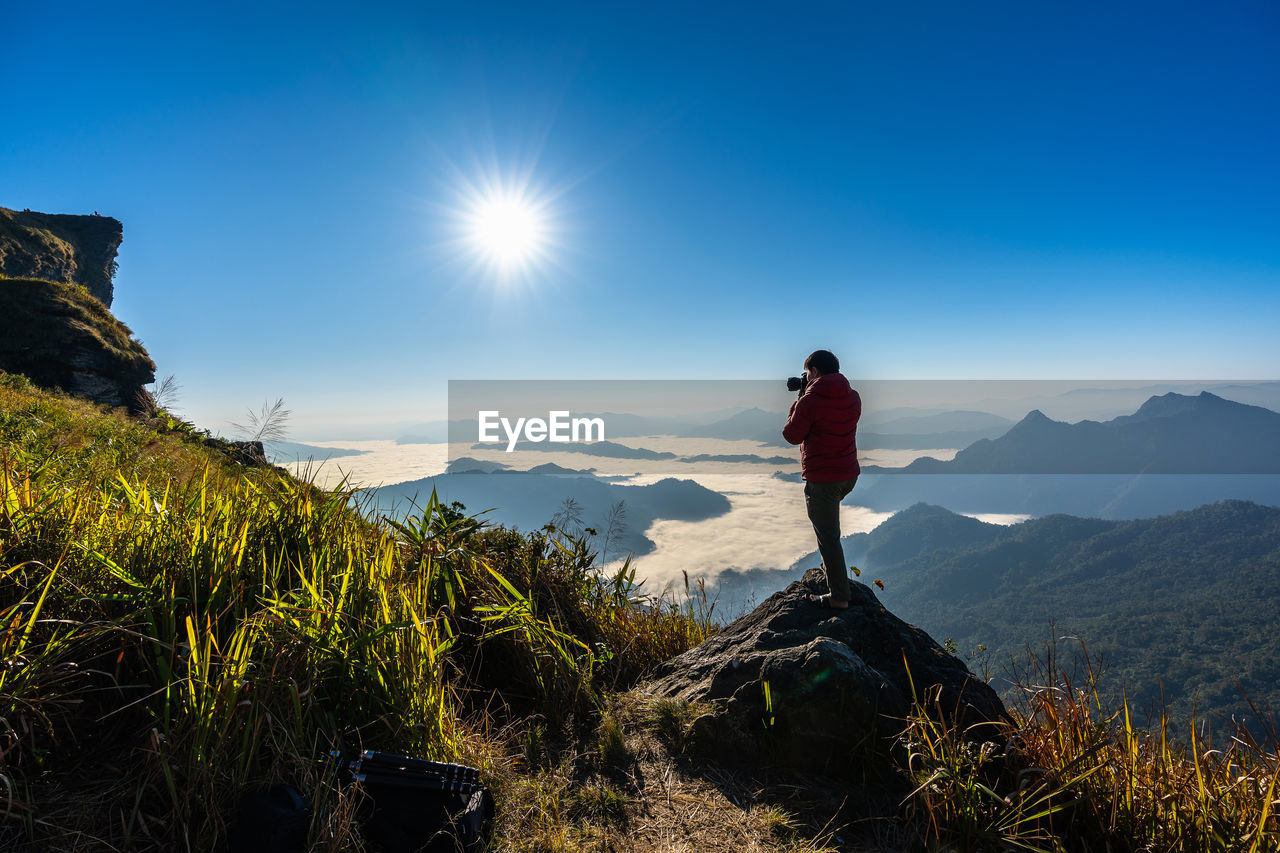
{"left": 783, "top": 372, "right": 861, "bottom": 482}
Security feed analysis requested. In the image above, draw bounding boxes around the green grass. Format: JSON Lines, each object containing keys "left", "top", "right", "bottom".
{"left": 0, "top": 374, "right": 713, "bottom": 850}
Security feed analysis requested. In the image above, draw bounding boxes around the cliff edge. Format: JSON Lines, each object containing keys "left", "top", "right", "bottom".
{"left": 0, "top": 206, "right": 123, "bottom": 307}
{"left": 0, "top": 205, "right": 155, "bottom": 410}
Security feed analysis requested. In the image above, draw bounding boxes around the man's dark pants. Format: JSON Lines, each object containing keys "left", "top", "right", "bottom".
{"left": 804, "top": 477, "right": 859, "bottom": 602}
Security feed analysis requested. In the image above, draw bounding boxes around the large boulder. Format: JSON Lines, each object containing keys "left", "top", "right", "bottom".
{"left": 644, "top": 568, "right": 1007, "bottom": 773}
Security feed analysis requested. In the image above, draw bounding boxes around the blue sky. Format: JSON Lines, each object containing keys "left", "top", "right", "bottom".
{"left": 4, "top": 1, "right": 1277, "bottom": 432}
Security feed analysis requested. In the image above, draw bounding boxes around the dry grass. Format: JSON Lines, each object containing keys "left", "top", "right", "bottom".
{"left": 478, "top": 693, "right": 847, "bottom": 853}
{"left": 896, "top": 636, "right": 1280, "bottom": 851}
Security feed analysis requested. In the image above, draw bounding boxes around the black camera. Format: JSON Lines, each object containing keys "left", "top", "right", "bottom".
{"left": 787, "top": 376, "right": 807, "bottom": 392}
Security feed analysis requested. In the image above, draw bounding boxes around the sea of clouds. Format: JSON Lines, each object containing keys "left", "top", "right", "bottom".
{"left": 283, "top": 437, "right": 1028, "bottom": 605}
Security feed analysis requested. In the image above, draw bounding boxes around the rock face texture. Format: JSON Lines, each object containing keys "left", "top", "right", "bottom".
{"left": 0, "top": 206, "right": 123, "bottom": 307}
{"left": 1, "top": 207, "right": 154, "bottom": 409}
{"left": 645, "top": 568, "right": 1007, "bottom": 772}
{"left": 0, "top": 277, "right": 154, "bottom": 410}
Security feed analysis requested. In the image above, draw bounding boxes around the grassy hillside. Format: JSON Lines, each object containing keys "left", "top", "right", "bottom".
{"left": 2, "top": 376, "right": 1277, "bottom": 851}
{"left": 0, "top": 374, "right": 718, "bottom": 850}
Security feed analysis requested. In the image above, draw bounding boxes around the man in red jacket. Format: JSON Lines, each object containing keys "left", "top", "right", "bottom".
{"left": 782, "top": 349, "right": 862, "bottom": 610}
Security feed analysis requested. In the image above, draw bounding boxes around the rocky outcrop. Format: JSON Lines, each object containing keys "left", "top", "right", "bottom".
{"left": 0, "top": 277, "right": 154, "bottom": 410}
{"left": 0, "top": 207, "right": 122, "bottom": 307}
{"left": 215, "top": 439, "right": 270, "bottom": 467}
{"left": 644, "top": 568, "right": 1007, "bottom": 773}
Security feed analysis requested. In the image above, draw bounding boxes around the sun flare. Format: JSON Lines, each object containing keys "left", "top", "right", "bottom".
{"left": 455, "top": 186, "right": 554, "bottom": 278}
{"left": 439, "top": 163, "right": 563, "bottom": 283}
{"left": 469, "top": 195, "right": 544, "bottom": 267}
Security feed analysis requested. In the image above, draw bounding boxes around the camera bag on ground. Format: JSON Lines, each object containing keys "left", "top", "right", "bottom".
{"left": 228, "top": 784, "right": 312, "bottom": 852}
{"left": 227, "top": 752, "right": 492, "bottom": 853}
{"left": 343, "top": 750, "right": 494, "bottom": 853}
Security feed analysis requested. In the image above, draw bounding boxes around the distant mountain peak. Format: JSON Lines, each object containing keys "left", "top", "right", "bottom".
{"left": 1125, "top": 391, "right": 1238, "bottom": 421}
{"left": 872, "top": 502, "right": 968, "bottom": 532}
{"left": 896, "top": 502, "right": 962, "bottom": 519}
{"left": 1005, "top": 409, "right": 1056, "bottom": 432}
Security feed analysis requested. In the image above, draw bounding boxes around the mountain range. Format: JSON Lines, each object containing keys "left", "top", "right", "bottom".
{"left": 847, "top": 392, "right": 1280, "bottom": 519}
{"left": 879, "top": 392, "right": 1280, "bottom": 474}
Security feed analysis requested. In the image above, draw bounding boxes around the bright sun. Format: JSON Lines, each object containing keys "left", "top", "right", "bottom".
{"left": 467, "top": 193, "right": 547, "bottom": 271}
{"left": 440, "top": 164, "right": 561, "bottom": 282}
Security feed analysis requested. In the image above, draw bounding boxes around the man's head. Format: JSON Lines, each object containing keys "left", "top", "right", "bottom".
{"left": 804, "top": 350, "right": 840, "bottom": 382}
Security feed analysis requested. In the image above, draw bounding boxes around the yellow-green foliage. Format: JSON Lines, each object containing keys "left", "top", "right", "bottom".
{"left": 0, "top": 376, "right": 713, "bottom": 850}
{"left": 1, "top": 370, "right": 235, "bottom": 485}
{"left": 899, "top": 638, "right": 1280, "bottom": 852}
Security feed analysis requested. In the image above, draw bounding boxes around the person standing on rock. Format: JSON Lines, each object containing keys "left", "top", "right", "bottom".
{"left": 782, "top": 349, "right": 861, "bottom": 610}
